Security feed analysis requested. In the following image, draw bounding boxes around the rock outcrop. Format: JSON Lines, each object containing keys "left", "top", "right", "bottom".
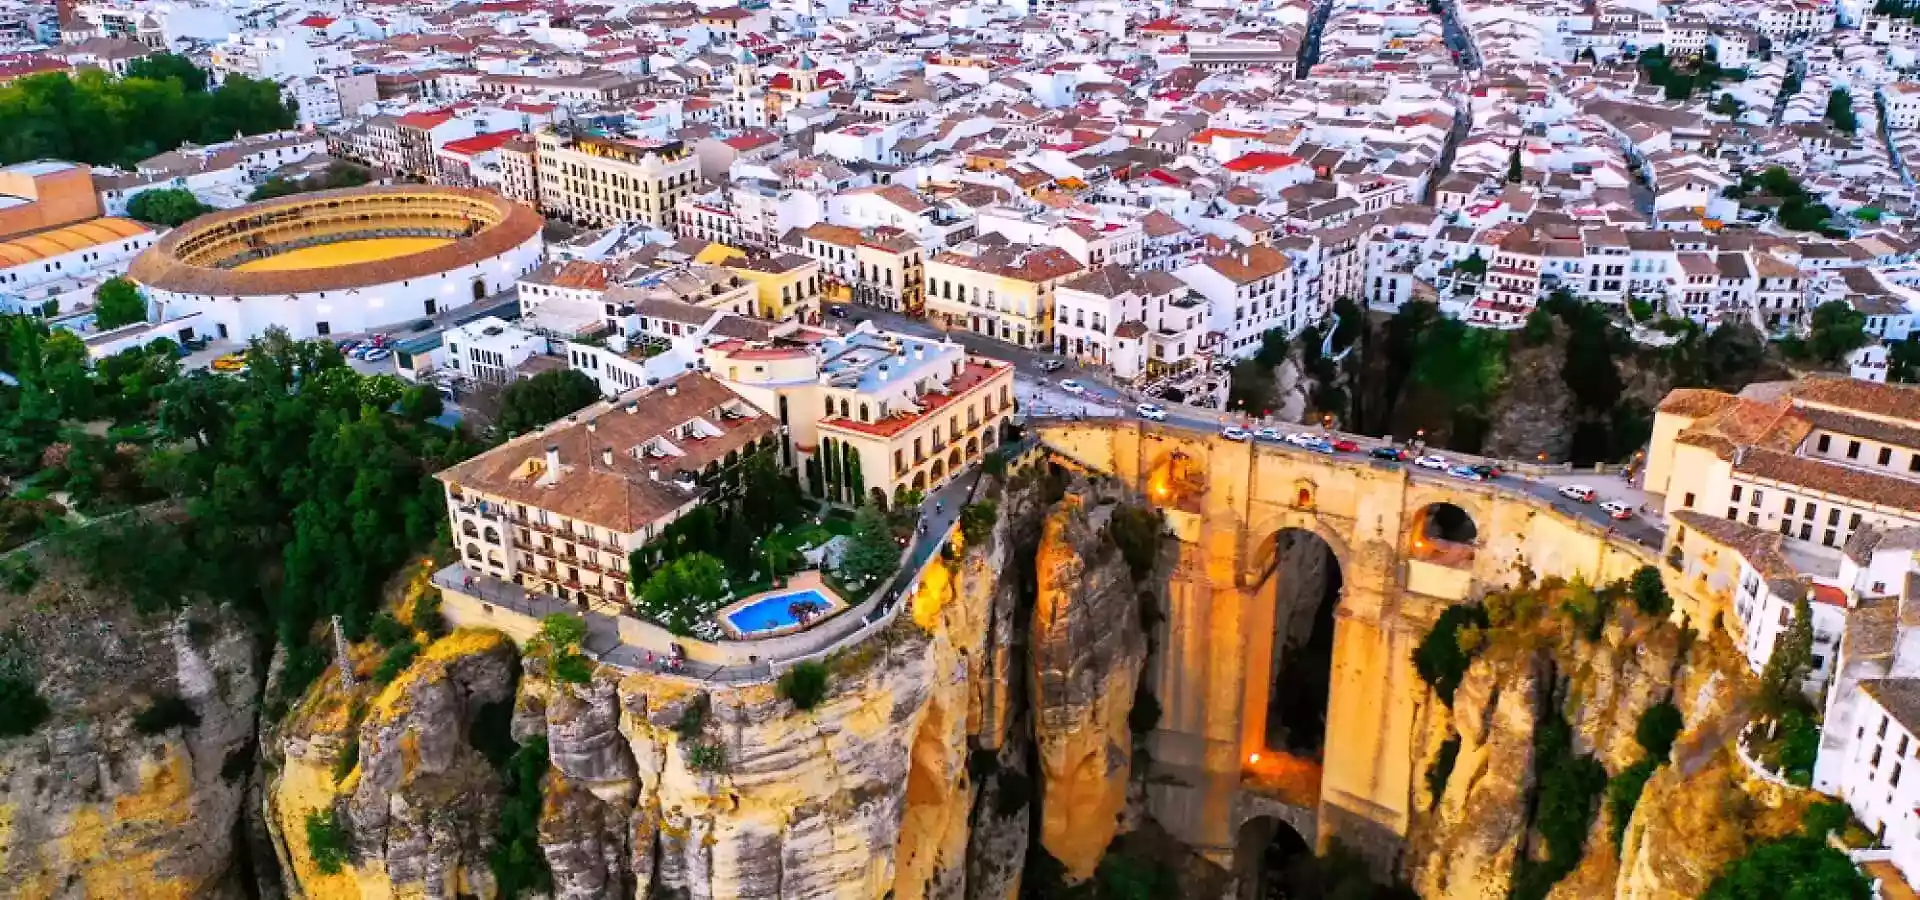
{"left": 1028, "top": 484, "right": 1149, "bottom": 881}
{"left": 0, "top": 581, "right": 262, "bottom": 900}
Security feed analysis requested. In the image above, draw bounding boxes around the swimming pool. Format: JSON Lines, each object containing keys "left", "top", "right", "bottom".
{"left": 723, "top": 589, "right": 835, "bottom": 636}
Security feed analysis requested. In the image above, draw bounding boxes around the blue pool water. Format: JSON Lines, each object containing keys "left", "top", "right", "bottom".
{"left": 726, "top": 589, "right": 832, "bottom": 634}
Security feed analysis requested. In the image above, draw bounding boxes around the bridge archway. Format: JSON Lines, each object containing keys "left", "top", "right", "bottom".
{"left": 1416, "top": 501, "right": 1478, "bottom": 544}
{"left": 1247, "top": 527, "right": 1343, "bottom": 758}
{"left": 1232, "top": 815, "right": 1313, "bottom": 900}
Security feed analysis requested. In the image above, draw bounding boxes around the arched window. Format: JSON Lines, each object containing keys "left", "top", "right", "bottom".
{"left": 466, "top": 544, "right": 482, "bottom": 561}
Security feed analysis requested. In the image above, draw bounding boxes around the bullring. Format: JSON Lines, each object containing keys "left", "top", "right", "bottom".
{"left": 128, "top": 185, "right": 545, "bottom": 341}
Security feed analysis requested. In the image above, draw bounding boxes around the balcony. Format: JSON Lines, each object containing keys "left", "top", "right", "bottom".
{"left": 457, "top": 502, "right": 501, "bottom": 522}
{"left": 561, "top": 531, "right": 601, "bottom": 550}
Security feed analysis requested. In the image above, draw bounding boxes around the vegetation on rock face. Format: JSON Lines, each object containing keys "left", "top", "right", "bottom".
{"left": 686, "top": 742, "right": 727, "bottom": 772}
{"left": 1414, "top": 603, "right": 1489, "bottom": 706}
{"left": 531, "top": 613, "right": 594, "bottom": 683}
{"left": 131, "top": 692, "right": 201, "bottom": 734}
{"left": 1628, "top": 565, "right": 1672, "bottom": 617}
{"left": 305, "top": 808, "right": 352, "bottom": 875}
{"left": 1108, "top": 505, "right": 1161, "bottom": 580}
{"left": 1426, "top": 733, "right": 1462, "bottom": 808}
{"left": 489, "top": 736, "right": 553, "bottom": 898}
{"left": 777, "top": 660, "right": 829, "bottom": 710}
{"left": 1636, "top": 701, "right": 1684, "bottom": 762}
{"left": 960, "top": 500, "right": 999, "bottom": 546}
{"left": 372, "top": 638, "right": 420, "bottom": 685}
{"left": 0, "top": 672, "right": 50, "bottom": 737}
{"left": 1606, "top": 758, "right": 1660, "bottom": 852}
{"left": 1704, "top": 801, "right": 1872, "bottom": 900}
{"left": 1511, "top": 710, "right": 1608, "bottom": 900}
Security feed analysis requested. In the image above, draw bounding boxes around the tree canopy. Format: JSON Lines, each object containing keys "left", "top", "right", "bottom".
{"left": 495, "top": 369, "right": 602, "bottom": 437}
{"left": 838, "top": 506, "right": 901, "bottom": 587}
{"left": 0, "top": 62, "right": 294, "bottom": 168}
{"left": 92, "top": 277, "right": 147, "bottom": 330}
{"left": 250, "top": 161, "right": 374, "bottom": 201}
{"left": 126, "top": 188, "right": 212, "bottom": 227}
{"left": 1806, "top": 300, "right": 1869, "bottom": 365}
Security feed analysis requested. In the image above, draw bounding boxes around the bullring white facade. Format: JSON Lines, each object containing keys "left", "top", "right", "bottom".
{"left": 128, "top": 186, "right": 545, "bottom": 342}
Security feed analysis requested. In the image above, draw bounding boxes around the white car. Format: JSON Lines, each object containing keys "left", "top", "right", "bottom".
{"left": 1059, "top": 379, "right": 1085, "bottom": 395}
{"left": 1136, "top": 402, "right": 1168, "bottom": 421}
{"left": 363, "top": 348, "right": 392, "bottom": 362}
{"left": 1414, "top": 454, "right": 1449, "bottom": 470}
{"left": 1221, "top": 425, "right": 1251, "bottom": 441}
{"left": 1039, "top": 359, "right": 1066, "bottom": 373}
{"left": 1559, "top": 484, "right": 1597, "bottom": 503}
{"left": 1599, "top": 500, "right": 1635, "bottom": 521}
{"left": 1285, "top": 431, "right": 1319, "bottom": 446}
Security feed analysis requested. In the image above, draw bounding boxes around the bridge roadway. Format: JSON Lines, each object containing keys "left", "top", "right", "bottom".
{"left": 1025, "top": 413, "right": 1669, "bottom": 550}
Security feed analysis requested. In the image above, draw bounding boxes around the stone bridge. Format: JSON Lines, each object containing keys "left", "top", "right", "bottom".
{"left": 1032, "top": 419, "right": 1669, "bottom": 875}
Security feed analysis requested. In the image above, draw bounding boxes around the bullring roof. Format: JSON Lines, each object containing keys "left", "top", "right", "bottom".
{"left": 0, "top": 217, "right": 150, "bottom": 268}
{"left": 127, "top": 185, "right": 542, "bottom": 298}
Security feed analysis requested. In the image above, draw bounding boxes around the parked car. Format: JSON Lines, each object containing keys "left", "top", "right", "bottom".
{"left": 1221, "top": 425, "right": 1251, "bottom": 441}
{"left": 1370, "top": 446, "right": 1408, "bottom": 462}
{"left": 1414, "top": 454, "right": 1449, "bottom": 470}
{"left": 1284, "top": 431, "right": 1317, "bottom": 446}
{"left": 1330, "top": 439, "right": 1359, "bottom": 453}
{"left": 1059, "top": 379, "right": 1085, "bottom": 394}
{"left": 1136, "top": 402, "right": 1168, "bottom": 421}
{"left": 1447, "top": 464, "right": 1485, "bottom": 481}
{"left": 1600, "top": 500, "right": 1635, "bottom": 520}
{"left": 1254, "top": 426, "right": 1286, "bottom": 442}
{"left": 1304, "top": 439, "right": 1336, "bottom": 454}
{"left": 828, "top": 304, "right": 849, "bottom": 318}
{"left": 363, "top": 348, "right": 392, "bottom": 362}
{"left": 1038, "top": 359, "right": 1066, "bottom": 373}
{"left": 1467, "top": 463, "right": 1501, "bottom": 479}
{"left": 1558, "top": 484, "right": 1597, "bottom": 503}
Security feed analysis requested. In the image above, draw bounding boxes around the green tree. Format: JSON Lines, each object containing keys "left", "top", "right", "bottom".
{"left": 92, "top": 277, "right": 147, "bottom": 330}
{"left": 1805, "top": 300, "right": 1869, "bottom": 365}
{"left": 1758, "top": 596, "right": 1815, "bottom": 715}
{"left": 1415, "top": 604, "right": 1489, "bottom": 706}
{"left": 837, "top": 505, "right": 900, "bottom": 586}
{"left": 1827, "top": 88, "right": 1859, "bottom": 133}
{"left": 489, "top": 737, "right": 553, "bottom": 898}
{"left": 1704, "top": 835, "right": 1871, "bottom": 900}
{"left": 494, "top": 369, "right": 601, "bottom": 436}
{"left": 777, "top": 660, "right": 830, "bottom": 710}
{"left": 635, "top": 552, "right": 728, "bottom": 635}
{"left": 1710, "top": 93, "right": 1742, "bottom": 117}
{"left": 1628, "top": 566, "right": 1671, "bottom": 616}
{"left": 1890, "top": 339, "right": 1920, "bottom": 383}
{"left": 125, "top": 188, "right": 211, "bottom": 227}
{"left": 1506, "top": 145, "right": 1523, "bottom": 183}
{"left": 1635, "top": 701, "right": 1684, "bottom": 761}
{"left": 125, "top": 53, "right": 209, "bottom": 91}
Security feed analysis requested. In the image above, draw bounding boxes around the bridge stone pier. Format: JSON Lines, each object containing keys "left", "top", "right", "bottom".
{"left": 1032, "top": 421, "right": 1664, "bottom": 874}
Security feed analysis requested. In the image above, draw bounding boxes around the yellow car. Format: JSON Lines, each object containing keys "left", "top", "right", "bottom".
{"left": 210, "top": 353, "right": 247, "bottom": 372}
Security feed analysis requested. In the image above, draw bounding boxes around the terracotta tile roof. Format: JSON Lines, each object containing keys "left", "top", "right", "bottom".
{"left": 1792, "top": 377, "right": 1920, "bottom": 425}
{"left": 1795, "top": 405, "right": 1920, "bottom": 453}
{"left": 1735, "top": 447, "right": 1920, "bottom": 515}
{"left": 1658, "top": 388, "right": 1740, "bottom": 418}
{"left": 1669, "top": 510, "right": 1804, "bottom": 593}
{"left": 439, "top": 372, "right": 776, "bottom": 534}
{"left": 1201, "top": 244, "right": 1289, "bottom": 284}
{"left": 930, "top": 245, "right": 1084, "bottom": 283}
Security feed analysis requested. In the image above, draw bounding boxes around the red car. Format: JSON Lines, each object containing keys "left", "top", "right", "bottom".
{"left": 1330, "top": 438, "right": 1359, "bottom": 453}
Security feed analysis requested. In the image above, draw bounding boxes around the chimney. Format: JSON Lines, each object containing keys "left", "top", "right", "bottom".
{"left": 649, "top": 467, "right": 660, "bottom": 481}
{"left": 1241, "top": 252, "right": 1250, "bottom": 266}
{"left": 666, "top": 384, "right": 678, "bottom": 396}
{"left": 545, "top": 445, "right": 560, "bottom": 473}
{"left": 602, "top": 446, "right": 614, "bottom": 466}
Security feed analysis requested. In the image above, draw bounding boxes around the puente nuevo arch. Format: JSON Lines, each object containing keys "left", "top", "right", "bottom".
{"left": 1031, "top": 419, "right": 1678, "bottom": 873}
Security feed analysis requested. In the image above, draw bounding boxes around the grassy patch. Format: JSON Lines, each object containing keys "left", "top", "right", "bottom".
{"left": 1414, "top": 604, "right": 1489, "bottom": 706}
{"left": 305, "top": 808, "right": 351, "bottom": 874}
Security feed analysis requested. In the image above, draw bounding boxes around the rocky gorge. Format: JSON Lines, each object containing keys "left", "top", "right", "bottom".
{"left": 0, "top": 461, "right": 1838, "bottom": 900}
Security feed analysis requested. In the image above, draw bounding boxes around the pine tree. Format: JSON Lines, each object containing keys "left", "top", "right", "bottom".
{"left": 1759, "top": 595, "right": 1815, "bottom": 715}
{"left": 1506, "top": 146, "right": 1524, "bottom": 184}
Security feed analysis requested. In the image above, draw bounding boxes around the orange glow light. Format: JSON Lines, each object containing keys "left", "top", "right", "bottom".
{"left": 1248, "top": 752, "right": 1262, "bottom": 764}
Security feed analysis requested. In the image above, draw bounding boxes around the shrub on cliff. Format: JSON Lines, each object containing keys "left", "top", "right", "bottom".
{"left": 305, "top": 809, "right": 351, "bottom": 874}
{"left": 131, "top": 693, "right": 200, "bottom": 734}
{"left": 1605, "top": 758, "right": 1658, "bottom": 852}
{"left": 686, "top": 742, "right": 726, "bottom": 772}
{"left": 1512, "top": 712, "right": 1607, "bottom": 900}
{"left": 1635, "top": 701, "right": 1684, "bottom": 762}
{"left": 959, "top": 500, "right": 998, "bottom": 546}
{"left": 1705, "top": 833, "right": 1871, "bottom": 900}
{"left": 1627, "top": 566, "right": 1671, "bottom": 617}
{"left": 1414, "top": 603, "right": 1489, "bottom": 706}
{"left": 1426, "top": 734, "right": 1462, "bottom": 808}
{"left": 778, "top": 660, "right": 829, "bottom": 710}
{"left": 372, "top": 638, "right": 420, "bottom": 685}
{"left": 489, "top": 736, "right": 553, "bottom": 897}
{"left": 1109, "top": 505, "right": 1161, "bottom": 579}
{"left": 0, "top": 674, "right": 50, "bottom": 737}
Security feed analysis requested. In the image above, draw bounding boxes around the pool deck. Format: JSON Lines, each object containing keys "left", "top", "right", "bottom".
{"left": 717, "top": 571, "right": 848, "bottom": 640}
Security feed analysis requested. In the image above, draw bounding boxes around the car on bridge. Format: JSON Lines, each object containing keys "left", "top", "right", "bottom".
{"left": 1370, "top": 446, "right": 1408, "bottom": 462}
{"left": 1559, "top": 484, "right": 1597, "bottom": 503}
{"left": 1254, "top": 426, "right": 1285, "bottom": 442}
{"left": 1059, "top": 378, "right": 1085, "bottom": 394}
{"left": 1414, "top": 454, "right": 1449, "bottom": 470}
{"left": 1600, "top": 500, "right": 1635, "bottom": 521}
{"left": 1221, "top": 425, "right": 1251, "bottom": 441}
{"left": 1447, "top": 464, "right": 1485, "bottom": 481}
{"left": 1330, "top": 438, "right": 1359, "bottom": 453}
{"left": 1136, "top": 402, "right": 1168, "bottom": 421}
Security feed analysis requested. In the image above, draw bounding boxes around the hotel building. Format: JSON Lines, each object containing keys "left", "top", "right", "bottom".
{"left": 535, "top": 128, "right": 700, "bottom": 229}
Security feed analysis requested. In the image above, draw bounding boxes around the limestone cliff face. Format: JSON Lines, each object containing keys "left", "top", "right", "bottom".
{"left": 0, "top": 587, "right": 262, "bottom": 900}
{"left": 1411, "top": 585, "right": 1785, "bottom": 900}
{"left": 1413, "top": 652, "right": 1544, "bottom": 900}
{"left": 268, "top": 628, "right": 518, "bottom": 900}
{"left": 1028, "top": 486, "right": 1148, "bottom": 882}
